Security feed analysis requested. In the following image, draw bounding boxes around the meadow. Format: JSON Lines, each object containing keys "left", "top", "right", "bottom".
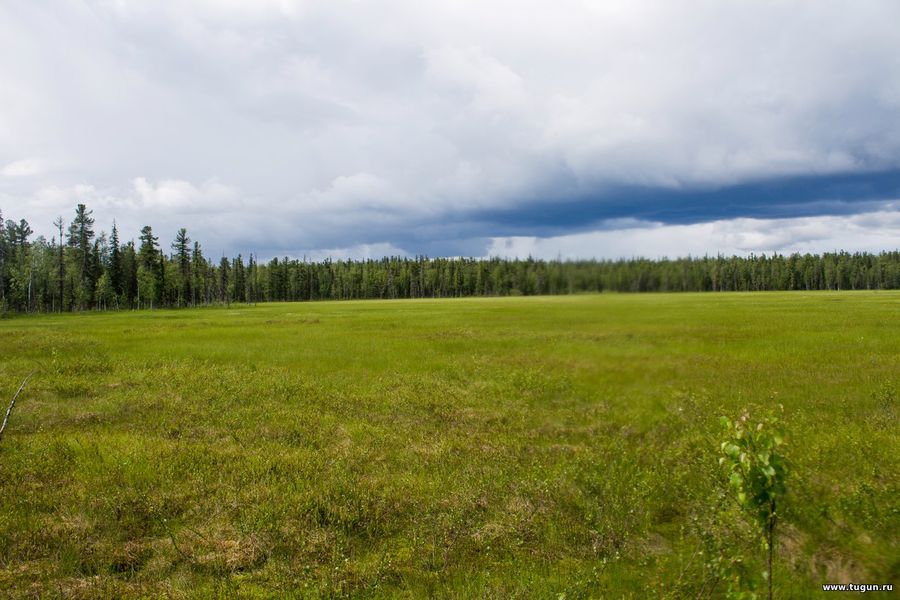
{"left": 0, "top": 292, "right": 897, "bottom": 598}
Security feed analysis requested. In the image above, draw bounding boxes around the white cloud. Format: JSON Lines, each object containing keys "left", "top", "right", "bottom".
{"left": 131, "top": 177, "right": 240, "bottom": 212}
{"left": 300, "top": 242, "right": 409, "bottom": 262}
{"left": 424, "top": 46, "right": 528, "bottom": 114}
{"left": 306, "top": 173, "right": 397, "bottom": 212}
{"left": 1, "top": 159, "right": 43, "bottom": 177}
{"left": 485, "top": 204, "right": 900, "bottom": 260}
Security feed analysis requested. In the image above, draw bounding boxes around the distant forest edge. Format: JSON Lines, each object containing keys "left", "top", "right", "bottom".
{"left": 1, "top": 204, "right": 899, "bottom": 314}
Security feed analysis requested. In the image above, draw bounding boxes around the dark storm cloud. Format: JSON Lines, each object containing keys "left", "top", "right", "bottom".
{"left": 470, "top": 169, "right": 900, "bottom": 236}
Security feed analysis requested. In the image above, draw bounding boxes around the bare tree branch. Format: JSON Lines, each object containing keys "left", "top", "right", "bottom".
{"left": 0, "top": 371, "right": 36, "bottom": 444}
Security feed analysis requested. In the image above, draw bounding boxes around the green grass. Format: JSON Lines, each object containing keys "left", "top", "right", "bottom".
{"left": 0, "top": 292, "right": 897, "bottom": 598}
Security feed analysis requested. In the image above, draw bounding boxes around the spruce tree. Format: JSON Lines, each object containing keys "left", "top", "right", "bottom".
{"left": 0, "top": 211, "right": 6, "bottom": 309}
{"left": 233, "top": 254, "right": 245, "bottom": 302}
{"left": 138, "top": 225, "right": 165, "bottom": 306}
{"left": 66, "top": 204, "right": 95, "bottom": 309}
{"left": 109, "top": 222, "right": 123, "bottom": 297}
{"left": 121, "top": 241, "right": 138, "bottom": 307}
{"left": 172, "top": 228, "right": 191, "bottom": 306}
{"left": 191, "top": 241, "right": 205, "bottom": 306}
{"left": 219, "top": 255, "right": 230, "bottom": 305}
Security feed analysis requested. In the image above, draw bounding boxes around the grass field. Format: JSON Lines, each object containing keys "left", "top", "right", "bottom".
{"left": 0, "top": 293, "right": 897, "bottom": 598}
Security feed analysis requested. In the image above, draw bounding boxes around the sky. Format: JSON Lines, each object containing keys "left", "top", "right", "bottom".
{"left": 1, "top": 0, "right": 899, "bottom": 260}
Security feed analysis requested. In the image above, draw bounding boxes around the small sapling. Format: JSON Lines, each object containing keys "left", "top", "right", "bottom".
{"left": 719, "top": 406, "right": 788, "bottom": 600}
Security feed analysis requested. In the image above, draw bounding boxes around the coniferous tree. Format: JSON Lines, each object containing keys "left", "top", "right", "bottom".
{"left": 219, "top": 255, "right": 231, "bottom": 305}
{"left": 109, "top": 222, "right": 122, "bottom": 299}
{"left": 172, "top": 228, "right": 191, "bottom": 306}
{"left": 121, "top": 241, "right": 138, "bottom": 307}
{"left": 0, "top": 212, "right": 7, "bottom": 311}
{"left": 191, "top": 241, "right": 205, "bottom": 306}
{"left": 2, "top": 217, "right": 34, "bottom": 311}
{"left": 138, "top": 226, "right": 159, "bottom": 270}
{"left": 53, "top": 216, "right": 65, "bottom": 311}
{"left": 232, "top": 254, "right": 245, "bottom": 302}
{"left": 138, "top": 225, "right": 164, "bottom": 307}
{"left": 66, "top": 204, "right": 95, "bottom": 310}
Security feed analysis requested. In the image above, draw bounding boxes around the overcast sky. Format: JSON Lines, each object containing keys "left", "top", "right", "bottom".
{"left": 2, "top": 0, "right": 899, "bottom": 260}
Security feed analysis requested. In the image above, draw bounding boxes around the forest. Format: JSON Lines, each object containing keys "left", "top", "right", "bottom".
{"left": 1, "top": 203, "right": 899, "bottom": 314}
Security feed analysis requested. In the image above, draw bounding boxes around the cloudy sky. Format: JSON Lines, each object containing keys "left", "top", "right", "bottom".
{"left": 2, "top": 0, "right": 899, "bottom": 260}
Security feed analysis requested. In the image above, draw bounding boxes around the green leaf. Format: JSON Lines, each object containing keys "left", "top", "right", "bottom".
{"left": 723, "top": 443, "right": 740, "bottom": 458}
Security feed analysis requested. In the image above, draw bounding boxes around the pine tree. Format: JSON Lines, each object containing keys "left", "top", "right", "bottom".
{"left": 53, "top": 216, "right": 65, "bottom": 311}
{"left": 138, "top": 226, "right": 159, "bottom": 270}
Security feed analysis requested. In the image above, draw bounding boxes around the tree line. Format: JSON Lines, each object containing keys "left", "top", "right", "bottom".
{"left": 1, "top": 204, "right": 898, "bottom": 314}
